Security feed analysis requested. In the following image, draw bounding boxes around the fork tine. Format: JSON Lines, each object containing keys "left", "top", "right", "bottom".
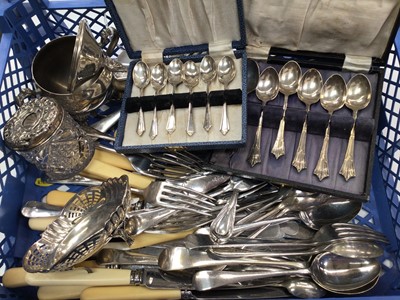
{"left": 166, "top": 184, "right": 218, "bottom": 202}
{"left": 154, "top": 199, "right": 212, "bottom": 216}
{"left": 149, "top": 160, "right": 194, "bottom": 172}
{"left": 150, "top": 154, "right": 202, "bottom": 172}
{"left": 160, "top": 193, "right": 215, "bottom": 211}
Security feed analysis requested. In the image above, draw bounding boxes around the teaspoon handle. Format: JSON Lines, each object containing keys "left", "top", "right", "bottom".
{"left": 314, "top": 121, "right": 331, "bottom": 181}
{"left": 203, "top": 92, "right": 212, "bottom": 132}
{"left": 340, "top": 122, "right": 356, "bottom": 181}
{"left": 220, "top": 100, "right": 230, "bottom": 135}
{"left": 149, "top": 106, "right": 158, "bottom": 140}
{"left": 247, "top": 110, "right": 264, "bottom": 167}
{"left": 186, "top": 97, "right": 195, "bottom": 136}
{"left": 271, "top": 94, "right": 288, "bottom": 159}
{"left": 166, "top": 102, "right": 176, "bottom": 134}
{"left": 292, "top": 116, "right": 309, "bottom": 172}
{"left": 136, "top": 107, "right": 145, "bottom": 136}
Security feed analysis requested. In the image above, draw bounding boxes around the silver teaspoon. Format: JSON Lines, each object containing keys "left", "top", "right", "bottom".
{"left": 200, "top": 55, "right": 216, "bottom": 132}
{"left": 247, "top": 67, "right": 279, "bottom": 167}
{"left": 314, "top": 74, "right": 346, "bottom": 181}
{"left": 339, "top": 74, "right": 371, "bottom": 181}
{"left": 183, "top": 60, "right": 200, "bottom": 136}
{"left": 166, "top": 58, "right": 183, "bottom": 134}
{"left": 271, "top": 60, "right": 302, "bottom": 158}
{"left": 149, "top": 63, "right": 167, "bottom": 140}
{"left": 292, "top": 68, "right": 323, "bottom": 172}
{"left": 133, "top": 61, "right": 150, "bottom": 136}
{"left": 217, "top": 56, "right": 236, "bottom": 135}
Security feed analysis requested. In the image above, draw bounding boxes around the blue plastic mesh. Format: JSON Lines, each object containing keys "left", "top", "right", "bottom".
{"left": 377, "top": 34, "right": 400, "bottom": 271}
{"left": 0, "top": 0, "right": 399, "bottom": 299}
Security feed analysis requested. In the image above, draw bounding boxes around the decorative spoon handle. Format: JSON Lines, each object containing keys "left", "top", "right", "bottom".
{"left": 186, "top": 98, "right": 195, "bottom": 136}
{"left": 166, "top": 102, "right": 176, "bottom": 134}
{"left": 203, "top": 88, "right": 212, "bottom": 131}
{"left": 340, "top": 121, "right": 356, "bottom": 181}
{"left": 247, "top": 110, "right": 264, "bottom": 167}
{"left": 149, "top": 106, "right": 158, "bottom": 140}
{"left": 220, "top": 100, "right": 230, "bottom": 135}
{"left": 314, "top": 118, "right": 331, "bottom": 181}
{"left": 136, "top": 107, "right": 145, "bottom": 136}
{"left": 271, "top": 94, "right": 288, "bottom": 158}
{"left": 292, "top": 108, "right": 309, "bottom": 172}
{"left": 210, "top": 189, "right": 239, "bottom": 244}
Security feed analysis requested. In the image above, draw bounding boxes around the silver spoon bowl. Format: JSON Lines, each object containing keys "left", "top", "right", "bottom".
{"left": 247, "top": 59, "right": 260, "bottom": 94}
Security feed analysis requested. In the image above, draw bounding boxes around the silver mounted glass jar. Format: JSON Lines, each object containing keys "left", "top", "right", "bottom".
{"left": 3, "top": 96, "right": 95, "bottom": 180}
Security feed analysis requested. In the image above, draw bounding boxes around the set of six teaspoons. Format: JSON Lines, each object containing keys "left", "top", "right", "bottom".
{"left": 247, "top": 60, "right": 371, "bottom": 182}
{"left": 132, "top": 55, "right": 237, "bottom": 140}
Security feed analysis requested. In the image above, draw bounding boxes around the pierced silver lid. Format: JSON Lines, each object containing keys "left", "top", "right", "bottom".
{"left": 3, "top": 97, "right": 63, "bottom": 151}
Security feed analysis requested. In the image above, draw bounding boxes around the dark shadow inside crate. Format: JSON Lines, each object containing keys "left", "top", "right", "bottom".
{"left": 124, "top": 89, "right": 243, "bottom": 113}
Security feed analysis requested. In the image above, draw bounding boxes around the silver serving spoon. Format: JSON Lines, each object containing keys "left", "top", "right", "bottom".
{"left": 247, "top": 67, "right": 279, "bottom": 167}
{"left": 247, "top": 59, "right": 260, "bottom": 94}
{"left": 183, "top": 60, "right": 200, "bottom": 136}
{"left": 149, "top": 63, "right": 167, "bottom": 140}
{"left": 271, "top": 61, "right": 302, "bottom": 158}
{"left": 217, "top": 56, "right": 236, "bottom": 135}
{"left": 193, "top": 252, "right": 381, "bottom": 292}
{"left": 314, "top": 74, "right": 346, "bottom": 181}
{"left": 210, "top": 238, "right": 383, "bottom": 259}
{"left": 292, "top": 69, "right": 323, "bottom": 172}
{"left": 339, "top": 73, "right": 372, "bottom": 180}
{"left": 200, "top": 55, "right": 216, "bottom": 131}
{"left": 132, "top": 61, "right": 150, "bottom": 136}
{"left": 166, "top": 58, "right": 183, "bottom": 134}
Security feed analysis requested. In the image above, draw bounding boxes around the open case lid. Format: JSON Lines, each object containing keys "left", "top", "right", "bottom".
{"left": 244, "top": 0, "right": 400, "bottom": 70}
{"left": 105, "top": 0, "right": 246, "bottom": 60}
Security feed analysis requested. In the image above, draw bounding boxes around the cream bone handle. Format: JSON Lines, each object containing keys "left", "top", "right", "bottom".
{"left": 92, "top": 148, "right": 134, "bottom": 171}
{"left": 3, "top": 267, "right": 130, "bottom": 287}
{"left": 81, "top": 286, "right": 181, "bottom": 300}
{"left": 82, "top": 158, "right": 153, "bottom": 190}
{"left": 37, "top": 285, "right": 89, "bottom": 300}
{"left": 38, "top": 285, "right": 181, "bottom": 300}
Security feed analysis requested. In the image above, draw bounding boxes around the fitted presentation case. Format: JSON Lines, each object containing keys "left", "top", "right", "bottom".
{"left": 204, "top": 0, "right": 400, "bottom": 200}
{"left": 106, "top": 0, "right": 248, "bottom": 153}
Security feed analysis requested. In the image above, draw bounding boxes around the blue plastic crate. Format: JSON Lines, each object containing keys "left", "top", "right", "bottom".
{"left": 0, "top": 1, "right": 399, "bottom": 299}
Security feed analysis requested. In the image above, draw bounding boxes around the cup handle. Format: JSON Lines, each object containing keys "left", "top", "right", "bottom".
{"left": 100, "top": 27, "right": 119, "bottom": 57}
{"left": 16, "top": 88, "right": 36, "bottom": 107}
